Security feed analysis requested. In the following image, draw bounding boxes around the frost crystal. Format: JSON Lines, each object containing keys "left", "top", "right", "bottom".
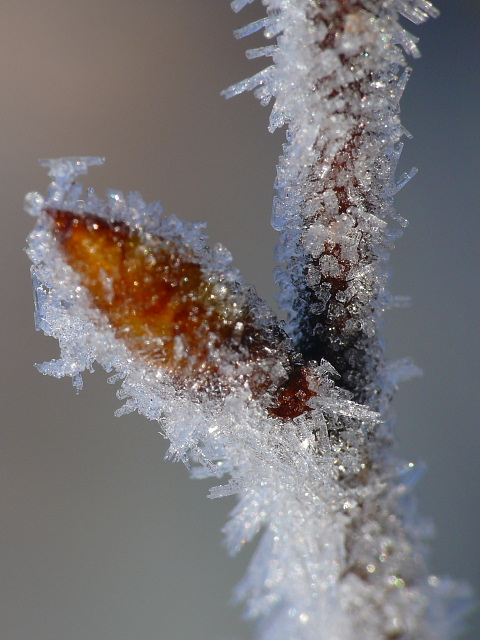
{"left": 26, "top": 1, "right": 470, "bottom": 638}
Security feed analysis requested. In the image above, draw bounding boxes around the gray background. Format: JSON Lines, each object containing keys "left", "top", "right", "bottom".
{"left": 1, "top": 1, "right": 478, "bottom": 639}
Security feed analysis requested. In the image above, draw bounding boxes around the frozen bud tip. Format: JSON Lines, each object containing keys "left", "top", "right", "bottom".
{"left": 43, "top": 207, "right": 313, "bottom": 418}
{"left": 45, "top": 207, "right": 252, "bottom": 380}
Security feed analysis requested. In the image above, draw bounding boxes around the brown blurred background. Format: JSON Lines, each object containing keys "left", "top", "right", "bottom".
{"left": 1, "top": 1, "right": 478, "bottom": 639}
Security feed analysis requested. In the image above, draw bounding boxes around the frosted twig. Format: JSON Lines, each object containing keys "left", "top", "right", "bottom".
{"left": 25, "top": 2, "right": 470, "bottom": 639}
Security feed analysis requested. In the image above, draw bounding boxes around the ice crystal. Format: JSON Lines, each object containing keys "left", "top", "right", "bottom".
{"left": 25, "top": 2, "right": 470, "bottom": 639}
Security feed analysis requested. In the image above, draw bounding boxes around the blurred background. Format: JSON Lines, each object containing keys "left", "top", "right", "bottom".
{"left": 1, "top": 1, "right": 478, "bottom": 639}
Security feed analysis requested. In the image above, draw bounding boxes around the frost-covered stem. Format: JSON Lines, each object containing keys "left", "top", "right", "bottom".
{"left": 275, "top": 1, "right": 409, "bottom": 408}
{"left": 26, "top": 2, "right": 469, "bottom": 639}
{"left": 225, "top": 1, "right": 466, "bottom": 639}
{"left": 230, "top": 0, "right": 435, "bottom": 409}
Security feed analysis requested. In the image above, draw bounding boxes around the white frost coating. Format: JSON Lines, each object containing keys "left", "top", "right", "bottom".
{"left": 26, "top": 2, "right": 470, "bottom": 638}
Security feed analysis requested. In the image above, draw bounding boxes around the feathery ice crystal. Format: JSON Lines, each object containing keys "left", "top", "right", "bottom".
{"left": 26, "top": 2, "right": 469, "bottom": 639}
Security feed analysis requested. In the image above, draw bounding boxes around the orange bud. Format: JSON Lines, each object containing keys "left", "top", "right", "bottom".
{"left": 46, "top": 207, "right": 315, "bottom": 419}
{"left": 46, "top": 208, "right": 248, "bottom": 379}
